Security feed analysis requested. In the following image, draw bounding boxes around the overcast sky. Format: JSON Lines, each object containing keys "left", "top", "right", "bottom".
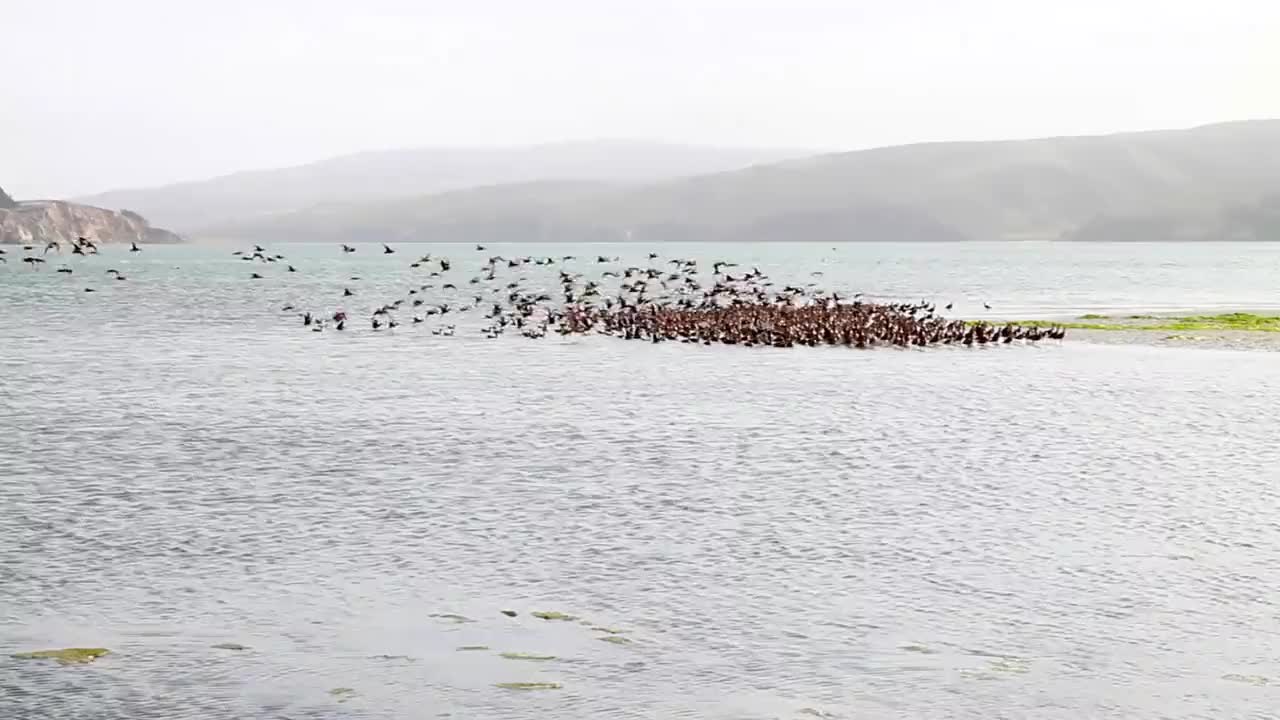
{"left": 4, "top": 0, "right": 1277, "bottom": 198}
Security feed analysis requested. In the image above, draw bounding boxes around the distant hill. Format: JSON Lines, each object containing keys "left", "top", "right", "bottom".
{"left": 187, "top": 120, "right": 1280, "bottom": 244}
{"left": 0, "top": 185, "right": 17, "bottom": 210}
{"left": 76, "top": 140, "right": 811, "bottom": 234}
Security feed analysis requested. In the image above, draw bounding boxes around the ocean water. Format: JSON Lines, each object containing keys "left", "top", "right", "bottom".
{"left": 3, "top": 241, "right": 1280, "bottom": 719}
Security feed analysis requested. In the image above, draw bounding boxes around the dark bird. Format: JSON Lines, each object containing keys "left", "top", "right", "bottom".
{"left": 44, "top": 241, "right": 59, "bottom": 254}
{"left": 302, "top": 312, "right": 313, "bottom": 326}
{"left": 282, "top": 304, "right": 296, "bottom": 311}
{"left": 440, "top": 259, "right": 451, "bottom": 271}
{"left": 71, "top": 244, "right": 85, "bottom": 256}
{"left": 342, "top": 244, "right": 356, "bottom": 253}
{"left": 130, "top": 242, "right": 141, "bottom": 252}
{"left": 288, "top": 265, "right": 297, "bottom": 272}
{"left": 983, "top": 302, "right": 992, "bottom": 310}
{"left": 84, "top": 287, "right": 95, "bottom": 292}
{"left": 945, "top": 302, "right": 953, "bottom": 311}
{"left": 56, "top": 267, "right": 73, "bottom": 274}
{"left": 250, "top": 273, "right": 263, "bottom": 279}
{"left": 344, "top": 288, "right": 355, "bottom": 297}
{"left": 23, "top": 257, "right": 46, "bottom": 268}
{"left": 476, "top": 244, "right": 486, "bottom": 251}
{"left": 383, "top": 243, "right": 395, "bottom": 254}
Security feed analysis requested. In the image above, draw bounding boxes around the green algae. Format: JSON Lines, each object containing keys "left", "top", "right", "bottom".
{"left": 598, "top": 635, "right": 633, "bottom": 645}
{"left": 499, "top": 652, "right": 557, "bottom": 661}
{"left": 531, "top": 611, "right": 576, "bottom": 621}
{"left": 495, "top": 681, "right": 562, "bottom": 690}
{"left": 457, "top": 645, "right": 490, "bottom": 651}
{"left": 12, "top": 648, "right": 111, "bottom": 665}
{"left": 1223, "top": 673, "right": 1270, "bottom": 686}
{"left": 211, "top": 643, "right": 249, "bottom": 651}
{"left": 899, "top": 644, "right": 938, "bottom": 654}
{"left": 984, "top": 313, "right": 1280, "bottom": 332}
{"left": 328, "top": 687, "right": 357, "bottom": 702}
{"left": 430, "top": 613, "right": 474, "bottom": 624}
{"left": 590, "top": 626, "right": 627, "bottom": 635}
{"left": 987, "top": 657, "right": 1031, "bottom": 674}
{"left": 1078, "top": 314, "right": 1109, "bottom": 319}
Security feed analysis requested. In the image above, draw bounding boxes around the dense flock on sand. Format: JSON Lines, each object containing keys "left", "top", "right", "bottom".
{"left": 7, "top": 238, "right": 1067, "bottom": 348}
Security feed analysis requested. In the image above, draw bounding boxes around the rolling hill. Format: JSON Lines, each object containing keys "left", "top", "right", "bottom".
{"left": 76, "top": 141, "right": 810, "bottom": 234}
{"left": 188, "top": 120, "right": 1280, "bottom": 244}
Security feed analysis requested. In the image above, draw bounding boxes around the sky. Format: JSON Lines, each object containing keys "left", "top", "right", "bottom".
{"left": 4, "top": 0, "right": 1278, "bottom": 199}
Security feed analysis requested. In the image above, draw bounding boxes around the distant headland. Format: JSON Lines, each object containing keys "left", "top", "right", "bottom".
{"left": 0, "top": 186, "right": 183, "bottom": 246}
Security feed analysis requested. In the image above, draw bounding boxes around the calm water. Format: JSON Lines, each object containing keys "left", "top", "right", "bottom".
{"left": 3, "top": 242, "right": 1280, "bottom": 719}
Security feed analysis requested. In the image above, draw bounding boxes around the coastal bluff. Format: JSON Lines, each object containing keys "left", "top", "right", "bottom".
{"left": 0, "top": 200, "right": 183, "bottom": 246}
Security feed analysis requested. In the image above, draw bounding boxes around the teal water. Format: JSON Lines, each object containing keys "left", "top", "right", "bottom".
{"left": 2, "top": 241, "right": 1279, "bottom": 719}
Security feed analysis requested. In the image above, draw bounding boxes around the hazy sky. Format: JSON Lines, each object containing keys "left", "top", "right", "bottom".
{"left": 4, "top": 0, "right": 1277, "bottom": 198}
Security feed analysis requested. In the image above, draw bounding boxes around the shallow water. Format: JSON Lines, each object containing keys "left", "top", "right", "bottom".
{"left": 3, "top": 242, "right": 1280, "bottom": 718}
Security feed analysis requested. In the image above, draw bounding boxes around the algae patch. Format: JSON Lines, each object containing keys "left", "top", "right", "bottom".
{"left": 598, "top": 635, "right": 633, "bottom": 645}
{"left": 1223, "top": 673, "right": 1270, "bottom": 686}
{"left": 987, "top": 657, "right": 1031, "bottom": 674}
{"left": 499, "top": 652, "right": 557, "bottom": 661}
{"left": 457, "top": 645, "right": 490, "bottom": 652}
{"left": 328, "top": 687, "right": 357, "bottom": 702}
{"left": 12, "top": 648, "right": 111, "bottom": 665}
{"left": 899, "top": 644, "right": 938, "bottom": 654}
{"left": 590, "top": 626, "right": 627, "bottom": 635}
{"left": 531, "top": 611, "right": 576, "bottom": 621}
{"left": 994, "top": 313, "right": 1280, "bottom": 333}
{"left": 430, "top": 613, "right": 474, "bottom": 624}
{"left": 495, "top": 682, "right": 562, "bottom": 690}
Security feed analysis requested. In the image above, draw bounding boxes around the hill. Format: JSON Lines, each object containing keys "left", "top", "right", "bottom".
{"left": 189, "top": 120, "right": 1280, "bottom": 244}
{"left": 0, "top": 200, "right": 183, "bottom": 246}
{"left": 76, "top": 141, "right": 810, "bottom": 234}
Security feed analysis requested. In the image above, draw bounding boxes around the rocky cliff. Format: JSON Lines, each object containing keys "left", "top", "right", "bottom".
{"left": 0, "top": 201, "right": 183, "bottom": 245}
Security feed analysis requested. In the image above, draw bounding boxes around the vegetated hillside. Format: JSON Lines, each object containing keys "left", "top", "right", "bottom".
{"left": 77, "top": 140, "right": 811, "bottom": 234}
{"left": 195, "top": 120, "right": 1280, "bottom": 244}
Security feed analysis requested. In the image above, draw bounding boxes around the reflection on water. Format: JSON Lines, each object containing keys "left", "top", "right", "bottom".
{"left": 2, "top": 242, "right": 1280, "bottom": 718}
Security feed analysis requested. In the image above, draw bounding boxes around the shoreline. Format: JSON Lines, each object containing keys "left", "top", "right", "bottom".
{"left": 969, "top": 311, "right": 1280, "bottom": 352}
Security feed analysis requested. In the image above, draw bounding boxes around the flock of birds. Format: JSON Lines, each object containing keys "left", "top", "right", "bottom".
{"left": 6, "top": 239, "right": 1066, "bottom": 348}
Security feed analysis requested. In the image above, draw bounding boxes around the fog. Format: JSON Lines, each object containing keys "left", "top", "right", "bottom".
{"left": 4, "top": 0, "right": 1277, "bottom": 198}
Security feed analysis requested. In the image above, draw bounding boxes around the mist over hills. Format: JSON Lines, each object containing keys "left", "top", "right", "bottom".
{"left": 76, "top": 141, "right": 809, "bottom": 234}
{"left": 84, "top": 121, "right": 1280, "bottom": 243}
